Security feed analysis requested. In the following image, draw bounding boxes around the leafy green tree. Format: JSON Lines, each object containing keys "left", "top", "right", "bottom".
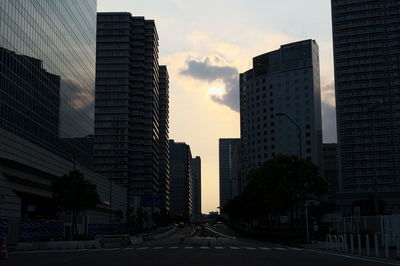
{"left": 52, "top": 170, "right": 100, "bottom": 238}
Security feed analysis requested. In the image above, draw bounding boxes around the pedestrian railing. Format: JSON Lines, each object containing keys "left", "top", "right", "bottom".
{"left": 325, "top": 233, "right": 400, "bottom": 260}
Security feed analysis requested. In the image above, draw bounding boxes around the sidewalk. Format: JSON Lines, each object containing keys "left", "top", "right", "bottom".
{"left": 300, "top": 240, "right": 400, "bottom": 261}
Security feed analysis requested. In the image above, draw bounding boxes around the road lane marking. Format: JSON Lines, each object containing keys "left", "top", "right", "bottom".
{"left": 184, "top": 246, "right": 193, "bottom": 249}
{"left": 244, "top": 247, "right": 256, "bottom": 250}
{"left": 215, "top": 246, "right": 223, "bottom": 249}
{"left": 152, "top": 247, "right": 164, "bottom": 250}
{"left": 124, "top": 247, "right": 134, "bottom": 250}
{"left": 168, "top": 246, "right": 178, "bottom": 249}
{"left": 273, "top": 247, "right": 287, "bottom": 250}
{"left": 259, "top": 247, "right": 271, "bottom": 250}
{"left": 137, "top": 247, "right": 149, "bottom": 250}
{"left": 105, "top": 248, "right": 120, "bottom": 251}
{"left": 200, "top": 246, "right": 210, "bottom": 249}
{"left": 288, "top": 247, "right": 303, "bottom": 251}
{"left": 230, "top": 247, "right": 240, "bottom": 249}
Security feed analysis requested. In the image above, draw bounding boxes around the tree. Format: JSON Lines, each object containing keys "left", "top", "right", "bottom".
{"left": 52, "top": 170, "right": 100, "bottom": 238}
{"left": 223, "top": 155, "right": 327, "bottom": 228}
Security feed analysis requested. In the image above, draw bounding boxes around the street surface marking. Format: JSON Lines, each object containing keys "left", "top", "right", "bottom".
{"left": 230, "top": 247, "right": 240, "bottom": 249}
{"left": 152, "top": 247, "right": 164, "bottom": 250}
{"left": 259, "top": 247, "right": 271, "bottom": 250}
{"left": 215, "top": 246, "right": 224, "bottom": 249}
{"left": 168, "top": 246, "right": 178, "bottom": 249}
{"left": 137, "top": 247, "right": 149, "bottom": 250}
{"left": 200, "top": 246, "right": 210, "bottom": 249}
{"left": 124, "top": 247, "right": 134, "bottom": 250}
{"left": 184, "top": 246, "right": 193, "bottom": 249}
{"left": 273, "top": 247, "right": 287, "bottom": 250}
{"left": 288, "top": 247, "right": 303, "bottom": 251}
{"left": 245, "top": 247, "right": 256, "bottom": 250}
{"left": 105, "top": 248, "right": 120, "bottom": 251}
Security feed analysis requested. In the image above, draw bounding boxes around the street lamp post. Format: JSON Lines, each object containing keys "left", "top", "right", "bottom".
{"left": 276, "top": 113, "right": 302, "bottom": 159}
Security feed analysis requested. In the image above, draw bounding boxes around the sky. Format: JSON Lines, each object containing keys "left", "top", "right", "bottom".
{"left": 97, "top": 0, "right": 337, "bottom": 214}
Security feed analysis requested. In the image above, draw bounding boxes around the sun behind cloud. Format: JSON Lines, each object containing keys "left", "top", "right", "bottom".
{"left": 208, "top": 87, "right": 225, "bottom": 99}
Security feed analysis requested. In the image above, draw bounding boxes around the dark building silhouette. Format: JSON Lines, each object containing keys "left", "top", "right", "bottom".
{"left": 94, "top": 13, "right": 162, "bottom": 208}
{"left": 191, "top": 156, "right": 201, "bottom": 219}
{"left": 219, "top": 138, "right": 240, "bottom": 208}
{"left": 331, "top": 0, "right": 400, "bottom": 212}
{"left": 158, "top": 66, "right": 170, "bottom": 211}
{"left": 322, "top": 143, "right": 338, "bottom": 198}
{"left": 169, "top": 140, "right": 192, "bottom": 219}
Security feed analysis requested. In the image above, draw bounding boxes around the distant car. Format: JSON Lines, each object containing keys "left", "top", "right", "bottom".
{"left": 177, "top": 222, "right": 185, "bottom": 228}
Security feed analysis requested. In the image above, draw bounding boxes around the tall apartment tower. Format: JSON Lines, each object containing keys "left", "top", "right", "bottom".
{"left": 158, "top": 66, "right": 170, "bottom": 211}
{"left": 95, "top": 13, "right": 160, "bottom": 205}
{"left": 219, "top": 138, "right": 241, "bottom": 207}
{"left": 331, "top": 0, "right": 400, "bottom": 209}
{"left": 191, "top": 156, "right": 202, "bottom": 218}
{"left": 169, "top": 140, "right": 193, "bottom": 219}
{"left": 240, "top": 40, "right": 322, "bottom": 184}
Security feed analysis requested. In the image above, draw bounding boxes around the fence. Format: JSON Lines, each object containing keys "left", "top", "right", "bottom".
{"left": 327, "top": 215, "right": 400, "bottom": 247}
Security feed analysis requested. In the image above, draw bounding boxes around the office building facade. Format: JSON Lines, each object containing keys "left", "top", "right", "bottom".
{"left": 94, "top": 13, "right": 161, "bottom": 206}
{"left": 191, "top": 156, "right": 201, "bottom": 218}
{"left": 239, "top": 40, "right": 322, "bottom": 184}
{"left": 331, "top": 0, "right": 400, "bottom": 211}
{"left": 0, "top": 0, "right": 126, "bottom": 243}
{"left": 322, "top": 143, "right": 339, "bottom": 198}
{"left": 169, "top": 140, "right": 192, "bottom": 219}
{"left": 219, "top": 138, "right": 241, "bottom": 207}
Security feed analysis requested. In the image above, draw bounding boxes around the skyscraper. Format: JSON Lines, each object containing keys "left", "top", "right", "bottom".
{"left": 240, "top": 40, "right": 322, "bottom": 184}
{"left": 94, "top": 13, "right": 161, "bottom": 208}
{"left": 191, "top": 156, "right": 202, "bottom": 218}
{"left": 219, "top": 138, "right": 241, "bottom": 207}
{"left": 158, "top": 65, "right": 170, "bottom": 211}
{"left": 0, "top": 0, "right": 127, "bottom": 243}
{"left": 169, "top": 140, "right": 192, "bottom": 219}
{"left": 331, "top": 0, "right": 400, "bottom": 211}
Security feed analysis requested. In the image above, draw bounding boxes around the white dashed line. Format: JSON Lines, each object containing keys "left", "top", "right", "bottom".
{"left": 244, "top": 247, "right": 256, "bottom": 250}
{"left": 152, "top": 247, "right": 163, "bottom": 250}
{"left": 200, "top": 246, "right": 210, "bottom": 249}
{"left": 230, "top": 246, "right": 240, "bottom": 249}
{"left": 215, "top": 246, "right": 224, "bottom": 249}
{"left": 288, "top": 247, "right": 303, "bottom": 251}
{"left": 273, "top": 247, "right": 287, "bottom": 250}
{"left": 105, "top": 248, "right": 120, "bottom": 251}
{"left": 137, "top": 247, "right": 149, "bottom": 250}
{"left": 124, "top": 247, "right": 134, "bottom": 250}
{"left": 184, "top": 246, "right": 193, "bottom": 249}
{"left": 168, "top": 246, "right": 178, "bottom": 249}
{"left": 259, "top": 247, "right": 271, "bottom": 250}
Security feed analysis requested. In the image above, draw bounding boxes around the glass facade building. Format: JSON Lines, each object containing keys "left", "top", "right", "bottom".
{"left": 0, "top": 0, "right": 96, "bottom": 166}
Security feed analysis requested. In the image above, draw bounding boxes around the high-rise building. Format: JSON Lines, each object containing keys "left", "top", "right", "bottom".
{"left": 322, "top": 143, "right": 338, "bottom": 198}
{"left": 331, "top": 0, "right": 400, "bottom": 211}
{"left": 191, "top": 156, "right": 201, "bottom": 218}
{"left": 219, "top": 138, "right": 241, "bottom": 208}
{"left": 169, "top": 140, "right": 192, "bottom": 219}
{"left": 94, "top": 13, "right": 161, "bottom": 208}
{"left": 239, "top": 40, "right": 322, "bottom": 184}
{"left": 0, "top": 0, "right": 126, "bottom": 243}
{"left": 158, "top": 65, "right": 170, "bottom": 211}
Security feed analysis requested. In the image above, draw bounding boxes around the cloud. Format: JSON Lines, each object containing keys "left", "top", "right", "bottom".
{"left": 180, "top": 58, "right": 240, "bottom": 112}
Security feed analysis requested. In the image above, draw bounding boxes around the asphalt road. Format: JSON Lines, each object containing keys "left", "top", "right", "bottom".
{"left": 3, "top": 225, "right": 399, "bottom": 266}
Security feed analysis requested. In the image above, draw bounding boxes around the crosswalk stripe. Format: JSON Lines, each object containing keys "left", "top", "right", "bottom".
{"left": 124, "top": 247, "right": 134, "bottom": 250}
{"left": 230, "top": 246, "right": 240, "bottom": 249}
{"left": 259, "top": 247, "right": 271, "bottom": 250}
{"left": 152, "top": 247, "right": 163, "bottom": 250}
{"left": 245, "top": 247, "right": 256, "bottom": 250}
{"left": 168, "top": 246, "right": 178, "bottom": 249}
{"left": 215, "top": 246, "right": 224, "bottom": 249}
{"left": 184, "top": 246, "right": 193, "bottom": 249}
{"left": 273, "top": 247, "right": 287, "bottom": 250}
{"left": 137, "top": 247, "right": 149, "bottom": 250}
{"left": 105, "top": 248, "right": 120, "bottom": 251}
{"left": 200, "top": 246, "right": 210, "bottom": 249}
{"left": 288, "top": 247, "right": 303, "bottom": 251}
